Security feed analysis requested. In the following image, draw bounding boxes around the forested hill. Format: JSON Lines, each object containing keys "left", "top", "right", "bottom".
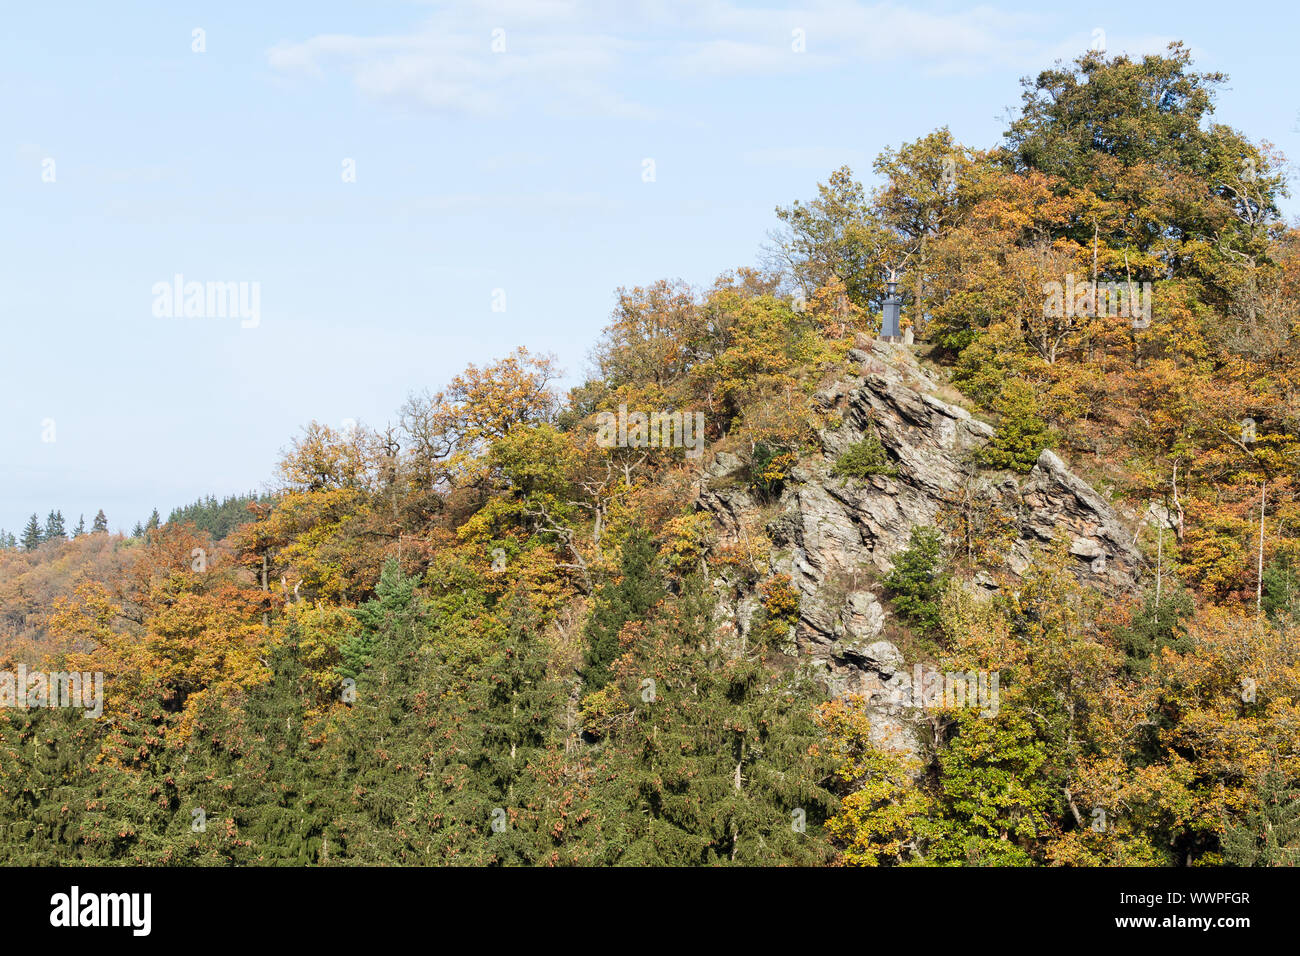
{"left": 2, "top": 43, "right": 1298, "bottom": 866}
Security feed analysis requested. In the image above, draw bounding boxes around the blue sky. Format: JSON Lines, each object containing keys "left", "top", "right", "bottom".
{"left": 3, "top": 0, "right": 1297, "bottom": 536}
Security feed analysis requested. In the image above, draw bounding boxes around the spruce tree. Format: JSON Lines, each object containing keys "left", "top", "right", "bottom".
{"left": 1117, "top": 585, "right": 1195, "bottom": 676}
{"left": 883, "top": 526, "right": 951, "bottom": 635}
{"left": 239, "top": 625, "right": 345, "bottom": 864}
{"left": 21, "top": 514, "right": 42, "bottom": 551}
{"left": 145, "top": 509, "right": 161, "bottom": 531}
{"left": 582, "top": 528, "right": 663, "bottom": 689}
{"left": 91, "top": 509, "right": 108, "bottom": 533}
{"left": 43, "top": 510, "right": 66, "bottom": 541}
{"left": 595, "top": 573, "right": 836, "bottom": 865}
{"left": 0, "top": 708, "right": 100, "bottom": 864}
{"left": 1223, "top": 767, "right": 1300, "bottom": 866}
{"left": 325, "top": 559, "right": 433, "bottom": 863}
{"left": 73, "top": 514, "right": 86, "bottom": 537}
{"left": 977, "top": 379, "right": 1055, "bottom": 473}
{"left": 468, "top": 587, "right": 562, "bottom": 865}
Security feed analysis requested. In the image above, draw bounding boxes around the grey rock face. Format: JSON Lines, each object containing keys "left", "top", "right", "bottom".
{"left": 698, "top": 342, "right": 1145, "bottom": 754}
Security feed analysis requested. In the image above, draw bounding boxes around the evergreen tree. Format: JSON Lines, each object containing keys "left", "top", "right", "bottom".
{"left": 977, "top": 379, "right": 1054, "bottom": 473}
{"left": 1222, "top": 768, "right": 1300, "bottom": 866}
{"left": 1262, "top": 556, "right": 1299, "bottom": 623}
{"left": 1116, "top": 585, "right": 1195, "bottom": 676}
{"left": 21, "top": 514, "right": 42, "bottom": 551}
{"left": 167, "top": 492, "right": 267, "bottom": 539}
{"left": 326, "top": 559, "right": 433, "bottom": 863}
{"left": 883, "top": 526, "right": 951, "bottom": 637}
{"left": 91, "top": 509, "right": 108, "bottom": 533}
{"left": 467, "top": 588, "right": 563, "bottom": 865}
{"left": 595, "top": 574, "right": 836, "bottom": 865}
{"left": 169, "top": 639, "right": 334, "bottom": 865}
{"left": 43, "top": 510, "right": 66, "bottom": 542}
{"left": 582, "top": 528, "right": 663, "bottom": 689}
{"left": 73, "top": 514, "right": 86, "bottom": 537}
{"left": 130, "top": 522, "right": 145, "bottom": 538}
{"left": 145, "top": 509, "right": 161, "bottom": 532}
{"left": 0, "top": 708, "right": 101, "bottom": 864}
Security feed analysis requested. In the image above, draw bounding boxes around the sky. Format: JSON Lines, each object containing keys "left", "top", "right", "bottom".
{"left": 3, "top": 0, "right": 1298, "bottom": 536}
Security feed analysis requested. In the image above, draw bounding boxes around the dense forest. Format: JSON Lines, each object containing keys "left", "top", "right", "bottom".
{"left": 3, "top": 44, "right": 1298, "bottom": 866}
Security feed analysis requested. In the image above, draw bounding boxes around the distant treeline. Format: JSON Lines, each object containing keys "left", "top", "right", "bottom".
{"left": 166, "top": 492, "right": 273, "bottom": 540}
{"left": 1, "top": 493, "right": 271, "bottom": 552}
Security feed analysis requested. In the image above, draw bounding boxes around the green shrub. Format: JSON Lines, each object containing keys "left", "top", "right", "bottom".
{"left": 755, "top": 573, "right": 800, "bottom": 647}
{"left": 1115, "top": 585, "right": 1195, "bottom": 675}
{"left": 882, "top": 527, "right": 949, "bottom": 635}
{"left": 750, "top": 443, "right": 799, "bottom": 500}
{"left": 832, "top": 433, "right": 897, "bottom": 479}
{"left": 976, "top": 379, "right": 1055, "bottom": 473}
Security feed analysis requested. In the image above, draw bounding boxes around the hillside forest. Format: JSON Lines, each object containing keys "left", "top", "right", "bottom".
{"left": 3, "top": 44, "right": 1299, "bottom": 866}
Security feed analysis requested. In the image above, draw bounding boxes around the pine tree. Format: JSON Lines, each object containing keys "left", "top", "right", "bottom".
{"left": 131, "top": 522, "right": 145, "bottom": 538}
{"left": 44, "top": 510, "right": 66, "bottom": 541}
{"left": 582, "top": 528, "right": 664, "bottom": 689}
{"left": 468, "top": 587, "right": 562, "bottom": 865}
{"left": 91, "top": 509, "right": 108, "bottom": 533}
{"left": 145, "top": 509, "right": 161, "bottom": 532}
{"left": 1223, "top": 767, "right": 1300, "bottom": 866}
{"left": 0, "top": 708, "right": 101, "bottom": 864}
{"left": 594, "top": 574, "right": 836, "bottom": 865}
{"left": 883, "top": 526, "right": 951, "bottom": 635}
{"left": 73, "top": 515, "right": 86, "bottom": 538}
{"left": 325, "top": 558, "right": 433, "bottom": 863}
{"left": 21, "top": 514, "right": 42, "bottom": 551}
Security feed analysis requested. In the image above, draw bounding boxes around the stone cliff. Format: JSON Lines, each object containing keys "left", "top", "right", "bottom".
{"left": 698, "top": 340, "right": 1146, "bottom": 751}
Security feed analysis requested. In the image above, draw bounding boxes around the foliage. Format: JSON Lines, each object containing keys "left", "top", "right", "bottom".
{"left": 3, "top": 41, "right": 1299, "bottom": 869}
{"left": 976, "top": 379, "right": 1055, "bottom": 473}
{"left": 832, "top": 433, "right": 897, "bottom": 480}
{"left": 883, "top": 527, "right": 950, "bottom": 636}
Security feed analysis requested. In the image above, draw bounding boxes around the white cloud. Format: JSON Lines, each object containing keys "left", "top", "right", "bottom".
{"left": 268, "top": 2, "right": 1174, "bottom": 117}
{"left": 268, "top": 12, "right": 646, "bottom": 118}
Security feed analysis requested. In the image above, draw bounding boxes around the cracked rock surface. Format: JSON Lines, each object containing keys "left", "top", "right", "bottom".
{"left": 699, "top": 342, "right": 1145, "bottom": 754}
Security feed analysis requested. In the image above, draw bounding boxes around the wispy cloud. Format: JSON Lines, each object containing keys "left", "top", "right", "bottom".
{"left": 268, "top": 8, "right": 649, "bottom": 118}
{"left": 268, "top": 2, "right": 1176, "bottom": 118}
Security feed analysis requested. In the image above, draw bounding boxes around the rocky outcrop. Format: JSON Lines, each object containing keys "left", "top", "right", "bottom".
{"left": 699, "top": 341, "right": 1146, "bottom": 753}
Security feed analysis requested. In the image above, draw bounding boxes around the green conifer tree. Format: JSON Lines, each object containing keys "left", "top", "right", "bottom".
{"left": 1223, "top": 767, "right": 1300, "bottom": 866}
{"left": 21, "top": 514, "right": 42, "bottom": 551}
{"left": 582, "top": 528, "right": 663, "bottom": 689}
{"left": 43, "top": 510, "right": 66, "bottom": 541}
